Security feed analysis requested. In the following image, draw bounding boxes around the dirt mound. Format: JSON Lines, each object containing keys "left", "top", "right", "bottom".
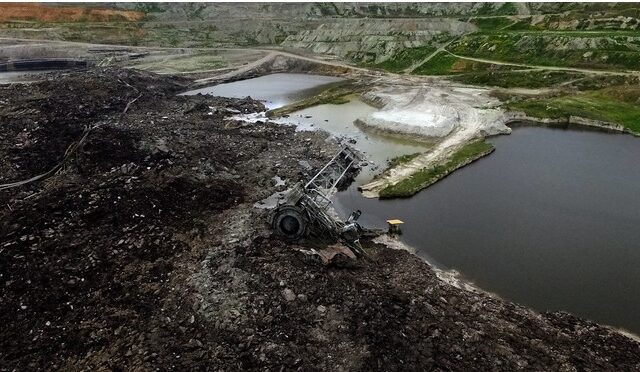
{"left": 1, "top": 69, "right": 639, "bottom": 370}
{"left": 0, "top": 68, "right": 189, "bottom": 183}
{"left": 0, "top": 68, "right": 336, "bottom": 370}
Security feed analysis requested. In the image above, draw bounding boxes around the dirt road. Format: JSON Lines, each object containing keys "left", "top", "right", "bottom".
{"left": 0, "top": 37, "right": 371, "bottom": 79}
{"left": 443, "top": 49, "right": 639, "bottom": 76}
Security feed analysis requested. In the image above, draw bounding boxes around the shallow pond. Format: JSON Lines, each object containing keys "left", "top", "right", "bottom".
{"left": 284, "top": 99, "right": 432, "bottom": 182}
{"left": 187, "top": 73, "right": 432, "bottom": 179}
{"left": 334, "top": 125, "right": 640, "bottom": 334}
{"left": 180, "top": 73, "right": 344, "bottom": 109}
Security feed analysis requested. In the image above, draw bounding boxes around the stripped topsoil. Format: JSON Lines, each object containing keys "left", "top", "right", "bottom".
{"left": 1, "top": 69, "right": 639, "bottom": 371}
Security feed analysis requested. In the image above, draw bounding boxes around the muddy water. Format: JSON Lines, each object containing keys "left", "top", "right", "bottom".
{"left": 284, "top": 99, "right": 432, "bottom": 182}
{"left": 184, "top": 73, "right": 431, "bottom": 179}
{"left": 181, "top": 73, "right": 345, "bottom": 109}
{"left": 334, "top": 125, "right": 640, "bottom": 334}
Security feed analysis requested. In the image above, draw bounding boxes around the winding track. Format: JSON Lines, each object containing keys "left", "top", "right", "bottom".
{"left": 0, "top": 37, "right": 371, "bottom": 79}
{"left": 441, "top": 49, "right": 639, "bottom": 77}
{"left": 193, "top": 50, "right": 372, "bottom": 84}
{"left": 2, "top": 36, "right": 636, "bottom": 79}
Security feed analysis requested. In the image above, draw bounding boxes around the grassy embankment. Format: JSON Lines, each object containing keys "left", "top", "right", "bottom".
{"left": 412, "top": 51, "right": 522, "bottom": 76}
{"left": 449, "top": 32, "right": 640, "bottom": 71}
{"left": 420, "top": 23, "right": 640, "bottom": 132}
{"left": 360, "top": 32, "right": 455, "bottom": 73}
{"left": 451, "top": 70, "right": 635, "bottom": 90}
{"left": 369, "top": 46, "right": 436, "bottom": 73}
{"left": 379, "top": 140, "right": 494, "bottom": 198}
{"left": 415, "top": 31, "right": 640, "bottom": 79}
{"left": 470, "top": 16, "right": 515, "bottom": 31}
{"left": 451, "top": 70, "right": 584, "bottom": 88}
{"left": 266, "top": 82, "right": 357, "bottom": 118}
{"left": 386, "top": 152, "right": 422, "bottom": 168}
{"left": 415, "top": 10, "right": 640, "bottom": 85}
{"left": 508, "top": 86, "right": 640, "bottom": 135}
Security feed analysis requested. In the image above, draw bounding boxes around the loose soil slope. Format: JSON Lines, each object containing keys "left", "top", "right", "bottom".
{"left": 1, "top": 69, "right": 639, "bottom": 371}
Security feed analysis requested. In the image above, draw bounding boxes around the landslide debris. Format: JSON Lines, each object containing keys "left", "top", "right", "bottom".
{"left": 1, "top": 69, "right": 639, "bottom": 371}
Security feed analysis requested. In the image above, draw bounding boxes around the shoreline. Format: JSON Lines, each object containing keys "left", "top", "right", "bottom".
{"left": 506, "top": 111, "right": 640, "bottom": 137}
{"left": 359, "top": 111, "right": 639, "bottom": 199}
{"left": 197, "top": 69, "right": 639, "bottom": 200}
{"left": 266, "top": 80, "right": 359, "bottom": 118}
{"left": 376, "top": 141, "right": 495, "bottom": 198}
{"left": 372, "top": 234, "right": 640, "bottom": 342}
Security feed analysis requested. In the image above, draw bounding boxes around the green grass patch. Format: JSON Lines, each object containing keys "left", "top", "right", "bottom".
{"left": 508, "top": 86, "right": 640, "bottom": 134}
{"left": 387, "top": 152, "right": 422, "bottom": 168}
{"left": 266, "top": 82, "right": 357, "bottom": 118}
{"left": 379, "top": 141, "right": 495, "bottom": 198}
{"left": 372, "top": 45, "right": 436, "bottom": 73}
{"left": 502, "top": 30, "right": 640, "bottom": 38}
{"left": 496, "top": 2, "right": 518, "bottom": 15}
{"left": 570, "top": 75, "right": 635, "bottom": 90}
{"left": 476, "top": 2, "right": 517, "bottom": 16}
{"left": 501, "top": 17, "right": 539, "bottom": 31}
{"left": 413, "top": 51, "right": 521, "bottom": 76}
{"left": 471, "top": 17, "right": 515, "bottom": 31}
{"left": 451, "top": 70, "right": 581, "bottom": 88}
{"left": 413, "top": 52, "right": 461, "bottom": 75}
{"left": 450, "top": 32, "right": 640, "bottom": 71}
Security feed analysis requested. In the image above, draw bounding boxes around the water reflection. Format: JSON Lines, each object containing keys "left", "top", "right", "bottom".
{"left": 180, "top": 73, "right": 344, "bottom": 109}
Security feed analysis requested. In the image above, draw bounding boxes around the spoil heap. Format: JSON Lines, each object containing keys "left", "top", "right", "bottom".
{"left": 1, "top": 69, "right": 638, "bottom": 370}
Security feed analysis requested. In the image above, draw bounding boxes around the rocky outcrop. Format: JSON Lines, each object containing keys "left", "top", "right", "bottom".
{"left": 505, "top": 110, "right": 637, "bottom": 135}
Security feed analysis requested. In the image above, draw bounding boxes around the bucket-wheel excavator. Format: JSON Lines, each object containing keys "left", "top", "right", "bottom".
{"left": 270, "top": 147, "right": 367, "bottom": 257}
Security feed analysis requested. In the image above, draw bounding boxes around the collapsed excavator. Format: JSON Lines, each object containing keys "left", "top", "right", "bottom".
{"left": 269, "top": 146, "right": 367, "bottom": 258}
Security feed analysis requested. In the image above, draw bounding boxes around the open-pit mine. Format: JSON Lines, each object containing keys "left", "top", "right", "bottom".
{"left": 1, "top": 2, "right": 640, "bottom": 371}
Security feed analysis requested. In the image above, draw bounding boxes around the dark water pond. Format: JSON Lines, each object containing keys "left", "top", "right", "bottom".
{"left": 180, "top": 73, "right": 344, "bottom": 109}
{"left": 0, "top": 70, "right": 55, "bottom": 83}
{"left": 334, "top": 125, "right": 640, "bottom": 334}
